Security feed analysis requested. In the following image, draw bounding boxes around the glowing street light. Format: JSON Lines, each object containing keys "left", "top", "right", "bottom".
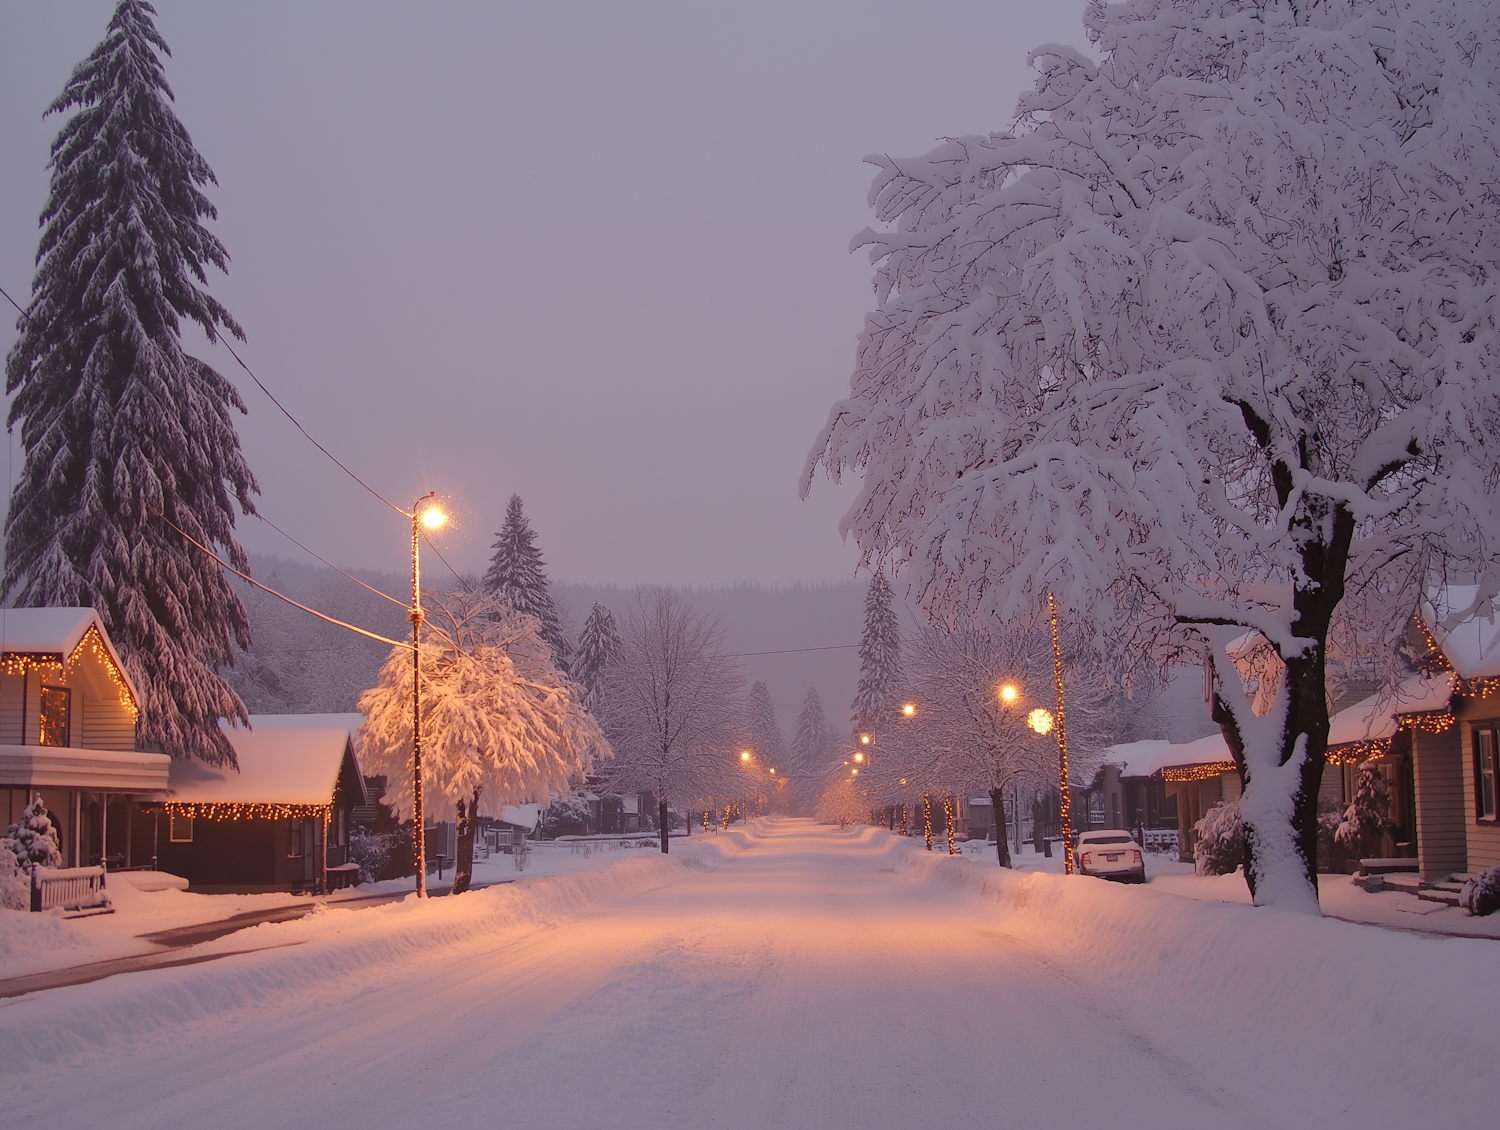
{"left": 860, "top": 733, "right": 872, "bottom": 745}
{"left": 408, "top": 491, "right": 447, "bottom": 898}
{"left": 740, "top": 750, "right": 753, "bottom": 762}
{"left": 999, "top": 683, "right": 1019, "bottom": 705}
{"left": 1027, "top": 707, "right": 1055, "bottom": 735}
{"left": 853, "top": 752, "right": 864, "bottom": 763}
{"left": 902, "top": 702, "right": 916, "bottom": 717}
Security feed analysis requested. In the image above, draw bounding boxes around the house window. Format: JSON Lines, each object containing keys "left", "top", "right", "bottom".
{"left": 287, "top": 819, "right": 305, "bottom": 857}
{"left": 169, "top": 814, "right": 194, "bottom": 842}
{"left": 38, "top": 686, "right": 70, "bottom": 747}
{"left": 1477, "top": 727, "right": 1499, "bottom": 821}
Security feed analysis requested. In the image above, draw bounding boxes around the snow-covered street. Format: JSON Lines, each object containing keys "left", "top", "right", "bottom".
{"left": 1, "top": 819, "right": 1493, "bottom": 1129}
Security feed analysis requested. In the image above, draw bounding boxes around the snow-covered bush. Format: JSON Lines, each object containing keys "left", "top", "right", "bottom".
{"left": 1459, "top": 863, "right": 1500, "bottom": 917}
{"left": 816, "top": 784, "right": 869, "bottom": 830}
{"left": 541, "top": 796, "right": 592, "bottom": 838}
{"left": 347, "top": 828, "right": 389, "bottom": 886}
{"left": 0, "top": 840, "right": 29, "bottom": 911}
{"left": 5, "top": 796, "right": 61, "bottom": 869}
{"left": 1194, "top": 800, "right": 1244, "bottom": 877}
{"left": 1336, "top": 766, "right": 1394, "bottom": 859}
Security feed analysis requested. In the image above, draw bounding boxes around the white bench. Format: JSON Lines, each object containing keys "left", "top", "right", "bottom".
{"left": 31, "top": 864, "right": 113, "bottom": 916}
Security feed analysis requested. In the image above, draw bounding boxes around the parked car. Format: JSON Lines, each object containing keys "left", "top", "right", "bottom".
{"left": 1076, "top": 831, "right": 1146, "bottom": 883}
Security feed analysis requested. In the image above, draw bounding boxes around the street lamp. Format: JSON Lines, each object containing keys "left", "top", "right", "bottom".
{"left": 999, "top": 683, "right": 1019, "bottom": 705}
{"left": 902, "top": 702, "right": 916, "bottom": 717}
{"left": 409, "top": 491, "right": 445, "bottom": 898}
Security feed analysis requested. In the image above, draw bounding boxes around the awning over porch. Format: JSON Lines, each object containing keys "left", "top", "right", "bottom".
{"left": 0, "top": 743, "right": 170, "bottom": 794}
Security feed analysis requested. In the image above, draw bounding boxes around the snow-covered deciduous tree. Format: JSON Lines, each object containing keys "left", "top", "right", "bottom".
{"left": 804, "top": 0, "right": 1500, "bottom": 911}
{"left": 573, "top": 602, "right": 621, "bottom": 715}
{"left": 483, "top": 495, "right": 571, "bottom": 672}
{"left": 816, "top": 780, "right": 870, "bottom": 830}
{"left": 851, "top": 572, "right": 903, "bottom": 735}
{"left": 4, "top": 0, "right": 257, "bottom": 765}
{"left": 358, "top": 589, "right": 605, "bottom": 893}
{"left": 598, "top": 589, "right": 742, "bottom": 853}
{"left": 885, "top": 615, "right": 1118, "bottom": 865}
{"left": 4, "top": 797, "right": 62, "bottom": 870}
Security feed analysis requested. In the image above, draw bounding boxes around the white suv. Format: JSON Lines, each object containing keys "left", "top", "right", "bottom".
{"left": 1076, "top": 831, "right": 1146, "bottom": 883}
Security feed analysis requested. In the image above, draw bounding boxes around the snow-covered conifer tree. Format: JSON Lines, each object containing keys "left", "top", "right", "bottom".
{"left": 743, "top": 681, "right": 786, "bottom": 769}
{"left": 483, "top": 495, "right": 570, "bottom": 671}
{"left": 851, "top": 572, "right": 902, "bottom": 733}
{"left": 4, "top": 0, "right": 257, "bottom": 764}
{"left": 791, "top": 686, "right": 830, "bottom": 775}
{"left": 573, "top": 602, "right": 621, "bottom": 714}
{"left": 4, "top": 797, "right": 62, "bottom": 869}
{"left": 358, "top": 589, "right": 605, "bottom": 893}
{"left": 805, "top": 0, "right": 1500, "bottom": 911}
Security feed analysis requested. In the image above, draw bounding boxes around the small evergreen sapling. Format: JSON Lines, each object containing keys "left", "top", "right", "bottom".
{"left": 1194, "top": 799, "right": 1244, "bottom": 877}
{"left": 5, "top": 796, "right": 62, "bottom": 870}
{"left": 1335, "top": 765, "right": 1394, "bottom": 860}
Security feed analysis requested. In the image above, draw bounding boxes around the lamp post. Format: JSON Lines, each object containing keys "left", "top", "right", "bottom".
{"left": 1046, "top": 592, "right": 1075, "bottom": 875}
{"left": 409, "top": 492, "right": 446, "bottom": 898}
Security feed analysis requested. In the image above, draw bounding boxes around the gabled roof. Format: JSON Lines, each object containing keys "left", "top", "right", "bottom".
{"left": 0, "top": 607, "right": 141, "bottom": 710}
{"left": 1328, "top": 673, "right": 1455, "bottom": 746}
{"left": 168, "top": 715, "right": 363, "bottom": 806}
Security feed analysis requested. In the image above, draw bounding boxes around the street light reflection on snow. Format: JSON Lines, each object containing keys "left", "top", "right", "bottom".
{"left": 1027, "top": 707, "right": 1055, "bottom": 735}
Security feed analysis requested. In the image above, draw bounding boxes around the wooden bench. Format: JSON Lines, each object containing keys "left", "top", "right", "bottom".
{"left": 31, "top": 865, "right": 113, "bottom": 916}
{"left": 325, "top": 862, "right": 360, "bottom": 891}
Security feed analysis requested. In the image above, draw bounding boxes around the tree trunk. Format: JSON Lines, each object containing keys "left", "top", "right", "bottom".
{"left": 1032, "top": 797, "right": 1045, "bottom": 855}
{"left": 990, "top": 787, "right": 1012, "bottom": 868}
{"left": 659, "top": 799, "right": 670, "bottom": 854}
{"left": 451, "top": 786, "right": 481, "bottom": 895}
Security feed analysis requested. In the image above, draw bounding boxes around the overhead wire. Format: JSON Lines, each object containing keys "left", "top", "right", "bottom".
{"left": 1, "top": 284, "right": 29, "bottom": 321}
{"left": 253, "top": 511, "right": 407, "bottom": 607}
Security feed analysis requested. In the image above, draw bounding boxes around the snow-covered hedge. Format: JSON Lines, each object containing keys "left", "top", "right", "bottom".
{"left": 1460, "top": 863, "right": 1500, "bottom": 917}
{"left": 1192, "top": 799, "right": 1243, "bottom": 877}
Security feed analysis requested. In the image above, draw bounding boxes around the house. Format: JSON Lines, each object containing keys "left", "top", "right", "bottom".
{"left": 1086, "top": 739, "right": 1179, "bottom": 837}
{"left": 155, "top": 713, "right": 368, "bottom": 893}
{"left": 0, "top": 607, "right": 168, "bottom": 868}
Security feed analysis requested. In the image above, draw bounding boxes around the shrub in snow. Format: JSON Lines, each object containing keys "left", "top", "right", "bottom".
{"left": 816, "top": 784, "right": 869, "bottom": 830}
{"left": 348, "top": 828, "right": 389, "bottom": 886}
{"left": 1459, "top": 864, "right": 1500, "bottom": 917}
{"left": 0, "top": 841, "right": 28, "bottom": 911}
{"left": 5, "top": 796, "right": 61, "bottom": 870}
{"left": 1335, "top": 766, "right": 1394, "bottom": 860}
{"left": 541, "top": 796, "right": 593, "bottom": 838}
{"left": 1194, "top": 800, "right": 1244, "bottom": 877}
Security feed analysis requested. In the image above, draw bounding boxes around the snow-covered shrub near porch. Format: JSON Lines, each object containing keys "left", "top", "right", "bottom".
{"left": 0, "top": 841, "right": 28, "bottom": 911}
{"left": 541, "top": 796, "right": 592, "bottom": 837}
{"left": 1335, "top": 765, "right": 1394, "bottom": 859}
{"left": 5, "top": 797, "right": 61, "bottom": 869}
{"left": 347, "top": 828, "right": 390, "bottom": 886}
{"left": 1460, "top": 864, "right": 1500, "bottom": 917}
{"left": 1194, "top": 800, "right": 1244, "bottom": 877}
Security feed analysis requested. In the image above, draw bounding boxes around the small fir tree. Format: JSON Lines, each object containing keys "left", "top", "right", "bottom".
{"left": 573, "top": 602, "right": 621, "bottom": 713}
{"left": 482, "top": 495, "right": 570, "bottom": 672}
{"left": 851, "top": 572, "right": 902, "bottom": 733}
{"left": 1336, "top": 765, "right": 1395, "bottom": 860}
{"left": 5, "top": 797, "right": 63, "bottom": 869}
{"left": 4, "top": 0, "right": 256, "bottom": 764}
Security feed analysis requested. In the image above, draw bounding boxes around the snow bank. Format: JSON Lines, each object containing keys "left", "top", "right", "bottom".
{"left": 893, "top": 832, "right": 1498, "bottom": 1123}
{"left": 0, "top": 832, "right": 751, "bottom": 1073}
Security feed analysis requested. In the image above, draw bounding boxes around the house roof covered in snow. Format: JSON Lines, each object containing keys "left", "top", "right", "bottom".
{"left": 1100, "top": 739, "right": 1177, "bottom": 779}
{"left": 0, "top": 606, "right": 140, "bottom": 707}
{"left": 1327, "top": 674, "right": 1456, "bottom": 747}
{"left": 167, "top": 716, "right": 363, "bottom": 805}
{"left": 498, "top": 803, "right": 541, "bottom": 831}
{"left": 1424, "top": 585, "right": 1500, "bottom": 679}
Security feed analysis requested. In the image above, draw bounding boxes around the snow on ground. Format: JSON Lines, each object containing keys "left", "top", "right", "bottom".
{"left": 1, "top": 819, "right": 1495, "bottom": 1128}
{"left": 0, "top": 835, "right": 679, "bottom": 980}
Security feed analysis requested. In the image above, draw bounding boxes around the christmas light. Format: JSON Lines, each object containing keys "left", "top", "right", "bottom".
{"left": 1160, "top": 761, "right": 1236, "bottom": 783}
{"left": 1327, "top": 739, "right": 1391, "bottom": 765}
{"left": 67, "top": 625, "right": 140, "bottom": 719}
{"left": 924, "top": 794, "right": 933, "bottom": 852}
{"left": 1027, "top": 708, "right": 1054, "bottom": 735}
{"left": 1397, "top": 710, "right": 1455, "bottom": 734}
{"left": 1048, "top": 593, "right": 1075, "bottom": 874}
{"left": 900, "top": 803, "right": 908, "bottom": 837}
{"left": 163, "top": 801, "right": 331, "bottom": 821}
{"left": 944, "top": 793, "right": 957, "bottom": 855}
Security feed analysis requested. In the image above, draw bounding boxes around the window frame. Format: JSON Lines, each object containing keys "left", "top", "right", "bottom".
{"left": 1474, "top": 724, "right": 1499, "bottom": 823}
{"left": 37, "top": 684, "right": 71, "bottom": 748}
{"left": 169, "top": 813, "right": 194, "bottom": 842}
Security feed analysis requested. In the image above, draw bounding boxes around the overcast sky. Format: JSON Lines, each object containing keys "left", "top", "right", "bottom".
{"left": 0, "top": 1, "right": 1086, "bottom": 585}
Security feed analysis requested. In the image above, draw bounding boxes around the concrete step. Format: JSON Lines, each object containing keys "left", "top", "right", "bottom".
{"left": 1417, "top": 887, "right": 1462, "bottom": 907}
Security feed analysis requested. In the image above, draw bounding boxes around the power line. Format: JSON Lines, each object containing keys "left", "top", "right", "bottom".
{"left": 423, "top": 534, "right": 473, "bottom": 592}
{"left": 0, "top": 284, "right": 28, "bottom": 321}
{"left": 727, "top": 643, "right": 858, "bottom": 658}
{"left": 213, "top": 334, "right": 408, "bottom": 519}
{"left": 254, "top": 511, "right": 407, "bottom": 607}
{"left": 151, "top": 506, "right": 412, "bottom": 651}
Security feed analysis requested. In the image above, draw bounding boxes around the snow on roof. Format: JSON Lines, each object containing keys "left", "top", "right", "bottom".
{"left": 1144, "top": 732, "right": 1232, "bottom": 776}
{"left": 1424, "top": 585, "right": 1500, "bottom": 679}
{"left": 1099, "top": 739, "right": 1176, "bottom": 779}
{"left": 0, "top": 606, "right": 140, "bottom": 706}
{"left": 498, "top": 803, "right": 541, "bottom": 831}
{"left": 168, "top": 716, "right": 357, "bottom": 805}
{"left": 1328, "top": 674, "right": 1456, "bottom": 746}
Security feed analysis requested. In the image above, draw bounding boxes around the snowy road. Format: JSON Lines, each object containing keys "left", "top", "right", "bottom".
{"left": 0, "top": 820, "right": 1490, "bottom": 1128}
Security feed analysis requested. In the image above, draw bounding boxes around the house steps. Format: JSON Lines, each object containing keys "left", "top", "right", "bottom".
{"left": 1361, "top": 871, "right": 1468, "bottom": 906}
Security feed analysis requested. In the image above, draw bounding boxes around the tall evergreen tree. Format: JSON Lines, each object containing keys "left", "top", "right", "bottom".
{"left": 573, "top": 601, "right": 621, "bottom": 713}
{"left": 744, "top": 680, "right": 786, "bottom": 769}
{"left": 851, "top": 572, "right": 902, "bottom": 733}
{"left": 4, "top": 0, "right": 256, "bottom": 765}
{"left": 482, "top": 494, "right": 570, "bottom": 671}
{"left": 791, "top": 686, "right": 829, "bottom": 774}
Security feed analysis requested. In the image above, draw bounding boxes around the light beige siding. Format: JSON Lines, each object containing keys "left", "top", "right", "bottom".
{"left": 1459, "top": 701, "right": 1500, "bottom": 874}
{"left": 1412, "top": 728, "right": 1466, "bottom": 879}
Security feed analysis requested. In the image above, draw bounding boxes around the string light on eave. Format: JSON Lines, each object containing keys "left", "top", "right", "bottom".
{"left": 66, "top": 625, "right": 140, "bottom": 719}
{"left": 163, "top": 801, "right": 332, "bottom": 821}
{"left": 1160, "top": 761, "right": 1237, "bottom": 783}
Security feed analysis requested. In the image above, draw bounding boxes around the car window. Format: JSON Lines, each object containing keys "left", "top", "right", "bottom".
{"left": 1082, "top": 834, "right": 1133, "bottom": 844}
